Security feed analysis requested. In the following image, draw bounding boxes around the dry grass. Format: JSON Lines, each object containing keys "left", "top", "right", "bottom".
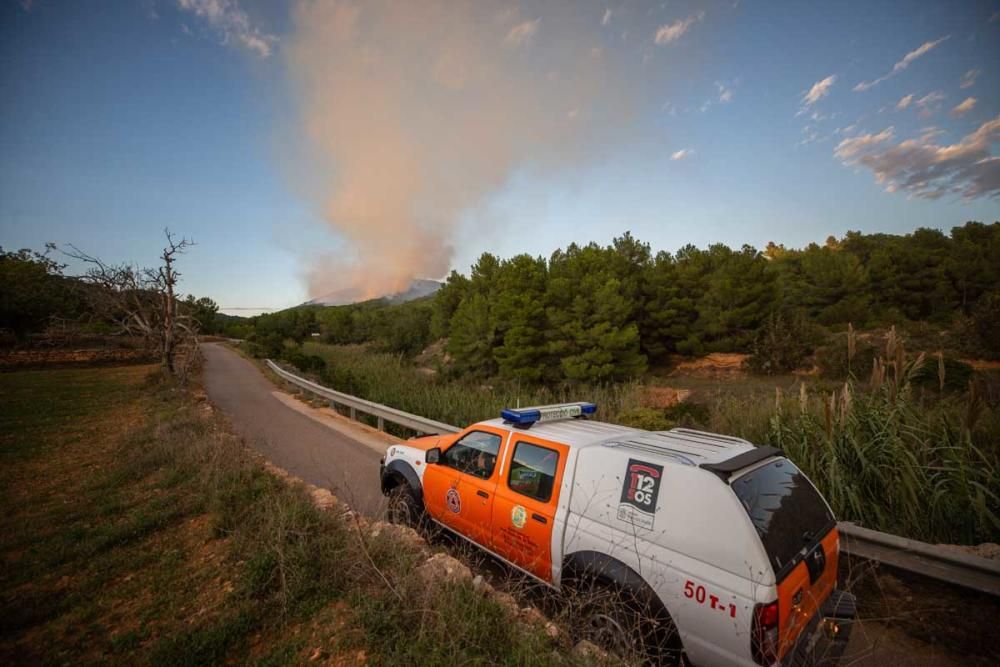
{"left": 0, "top": 364, "right": 591, "bottom": 666}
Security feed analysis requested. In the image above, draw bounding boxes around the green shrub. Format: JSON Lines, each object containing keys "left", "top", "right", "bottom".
{"left": 816, "top": 332, "right": 878, "bottom": 379}
{"left": 282, "top": 348, "right": 326, "bottom": 374}
{"left": 664, "top": 401, "right": 710, "bottom": 428}
{"left": 967, "top": 291, "right": 1000, "bottom": 360}
{"left": 909, "top": 355, "right": 974, "bottom": 393}
{"left": 617, "top": 407, "right": 672, "bottom": 431}
{"left": 246, "top": 332, "right": 285, "bottom": 359}
{"left": 747, "top": 311, "right": 823, "bottom": 375}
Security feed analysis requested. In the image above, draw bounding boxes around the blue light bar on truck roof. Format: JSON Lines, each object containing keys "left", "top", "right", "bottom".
{"left": 501, "top": 402, "right": 597, "bottom": 427}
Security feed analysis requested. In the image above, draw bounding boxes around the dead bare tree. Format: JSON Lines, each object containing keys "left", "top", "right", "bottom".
{"left": 65, "top": 229, "right": 198, "bottom": 376}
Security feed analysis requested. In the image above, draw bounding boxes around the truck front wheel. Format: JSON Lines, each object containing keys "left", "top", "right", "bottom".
{"left": 385, "top": 483, "right": 421, "bottom": 527}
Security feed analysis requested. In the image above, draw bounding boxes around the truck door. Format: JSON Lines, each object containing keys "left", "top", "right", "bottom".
{"left": 422, "top": 427, "right": 507, "bottom": 548}
{"left": 491, "top": 435, "right": 568, "bottom": 583}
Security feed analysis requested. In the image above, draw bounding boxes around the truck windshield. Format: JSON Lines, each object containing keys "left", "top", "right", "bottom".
{"left": 732, "top": 459, "right": 834, "bottom": 580}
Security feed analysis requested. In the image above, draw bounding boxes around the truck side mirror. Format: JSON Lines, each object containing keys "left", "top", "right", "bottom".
{"left": 426, "top": 447, "right": 441, "bottom": 464}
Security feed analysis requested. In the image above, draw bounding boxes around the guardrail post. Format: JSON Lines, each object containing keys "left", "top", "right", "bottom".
{"left": 350, "top": 406, "right": 357, "bottom": 421}
{"left": 377, "top": 415, "right": 385, "bottom": 431}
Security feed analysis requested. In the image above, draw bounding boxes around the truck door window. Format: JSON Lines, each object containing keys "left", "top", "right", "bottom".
{"left": 441, "top": 431, "right": 502, "bottom": 480}
{"left": 508, "top": 442, "right": 559, "bottom": 502}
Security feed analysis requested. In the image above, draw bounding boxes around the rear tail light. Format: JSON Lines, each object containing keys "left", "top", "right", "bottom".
{"left": 751, "top": 600, "right": 780, "bottom": 665}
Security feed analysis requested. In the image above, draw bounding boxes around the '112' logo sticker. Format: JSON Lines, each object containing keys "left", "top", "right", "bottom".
{"left": 617, "top": 459, "right": 663, "bottom": 529}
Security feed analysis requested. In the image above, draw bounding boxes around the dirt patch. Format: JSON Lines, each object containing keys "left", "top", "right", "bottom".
{"left": 962, "top": 359, "right": 1000, "bottom": 370}
{"left": 641, "top": 386, "right": 692, "bottom": 408}
{"left": 669, "top": 353, "right": 749, "bottom": 378}
{"left": 934, "top": 542, "right": 1000, "bottom": 560}
{"left": 414, "top": 338, "right": 451, "bottom": 371}
{"left": 0, "top": 347, "right": 155, "bottom": 370}
{"left": 845, "top": 560, "right": 1000, "bottom": 664}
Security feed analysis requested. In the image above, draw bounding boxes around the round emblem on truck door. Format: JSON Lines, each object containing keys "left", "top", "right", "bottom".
{"left": 445, "top": 488, "right": 462, "bottom": 514}
{"left": 511, "top": 505, "right": 527, "bottom": 529}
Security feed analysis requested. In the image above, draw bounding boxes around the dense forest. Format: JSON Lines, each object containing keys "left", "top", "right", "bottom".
{"left": 246, "top": 221, "right": 1000, "bottom": 382}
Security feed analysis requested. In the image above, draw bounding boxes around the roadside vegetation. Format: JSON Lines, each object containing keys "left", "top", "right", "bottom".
{"left": 0, "top": 364, "right": 577, "bottom": 665}
{"left": 263, "top": 334, "right": 1000, "bottom": 547}
{"left": 237, "top": 223, "right": 1000, "bottom": 546}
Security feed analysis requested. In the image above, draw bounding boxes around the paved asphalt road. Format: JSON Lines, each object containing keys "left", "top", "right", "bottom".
{"left": 201, "top": 343, "right": 386, "bottom": 515}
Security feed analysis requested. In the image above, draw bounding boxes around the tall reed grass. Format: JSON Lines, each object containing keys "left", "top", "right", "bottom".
{"left": 302, "top": 342, "right": 644, "bottom": 428}
{"left": 299, "top": 339, "right": 999, "bottom": 545}
{"left": 709, "top": 331, "right": 1000, "bottom": 545}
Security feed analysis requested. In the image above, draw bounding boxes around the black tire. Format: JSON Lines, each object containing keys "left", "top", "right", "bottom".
{"left": 385, "top": 483, "right": 422, "bottom": 527}
{"left": 568, "top": 579, "right": 685, "bottom": 666}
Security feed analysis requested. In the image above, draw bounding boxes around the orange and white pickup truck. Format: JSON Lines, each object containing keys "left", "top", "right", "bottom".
{"left": 380, "top": 402, "right": 856, "bottom": 666}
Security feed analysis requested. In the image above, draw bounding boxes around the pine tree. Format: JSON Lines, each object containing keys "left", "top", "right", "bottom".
{"left": 546, "top": 243, "right": 647, "bottom": 382}
{"left": 447, "top": 292, "right": 497, "bottom": 376}
{"left": 492, "top": 254, "right": 550, "bottom": 381}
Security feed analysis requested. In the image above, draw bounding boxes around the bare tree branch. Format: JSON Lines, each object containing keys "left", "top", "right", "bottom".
{"left": 62, "top": 229, "right": 199, "bottom": 377}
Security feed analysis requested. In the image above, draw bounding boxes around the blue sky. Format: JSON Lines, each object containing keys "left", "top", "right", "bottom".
{"left": 1, "top": 1, "right": 998, "bottom": 314}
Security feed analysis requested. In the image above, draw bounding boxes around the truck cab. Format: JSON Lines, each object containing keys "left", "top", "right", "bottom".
{"left": 380, "top": 402, "right": 855, "bottom": 666}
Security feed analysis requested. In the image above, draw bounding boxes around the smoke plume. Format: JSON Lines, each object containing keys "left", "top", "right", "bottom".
{"left": 287, "top": 1, "right": 635, "bottom": 299}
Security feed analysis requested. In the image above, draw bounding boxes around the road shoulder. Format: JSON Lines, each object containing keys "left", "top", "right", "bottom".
{"left": 269, "top": 390, "right": 402, "bottom": 455}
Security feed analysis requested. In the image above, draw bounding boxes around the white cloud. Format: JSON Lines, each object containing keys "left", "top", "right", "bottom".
{"left": 896, "top": 94, "right": 914, "bottom": 110}
{"left": 505, "top": 18, "right": 541, "bottom": 47}
{"left": 918, "top": 126, "right": 945, "bottom": 142}
{"left": 602, "top": 8, "right": 613, "bottom": 26}
{"left": 915, "top": 91, "right": 945, "bottom": 117}
{"left": 796, "top": 75, "right": 836, "bottom": 117}
{"left": 853, "top": 35, "right": 949, "bottom": 92}
{"left": 716, "top": 81, "right": 734, "bottom": 103}
{"left": 951, "top": 97, "right": 977, "bottom": 118}
{"left": 960, "top": 69, "right": 980, "bottom": 89}
{"left": 654, "top": 11, "right": 704, "bottom": 45}
{"left": 798, "top": 125, "right": 822, "bottom": 146}
{"left": 802, "top": 75, "right": 837, "bottom": 107}
{"left": 834, "top": 116, "right": 1000, "bottom": 200}
{"left": 177, "top": 0, "right": 276, "bottom": 57}
{"left": 916, "top": 91, "right": 944, "bottom": 106}
{"left": 670, "top": 149, "right": 693, "bottom": 160}
{"left": 834, "top": 127, "right": 895, "bottom": 161}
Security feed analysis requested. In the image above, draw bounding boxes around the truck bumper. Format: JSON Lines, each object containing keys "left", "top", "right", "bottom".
{"left": 783, "top": 589, "right": 856, "bottom": 666}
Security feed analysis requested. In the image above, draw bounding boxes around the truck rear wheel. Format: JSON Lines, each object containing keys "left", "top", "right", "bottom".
{"left": 570, "top": 580, "right": 685, "bottom": 666}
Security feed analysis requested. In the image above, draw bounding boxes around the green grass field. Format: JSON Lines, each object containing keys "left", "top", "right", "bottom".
{"left": 0, "top": 364, "right": 583, "bottom": 666}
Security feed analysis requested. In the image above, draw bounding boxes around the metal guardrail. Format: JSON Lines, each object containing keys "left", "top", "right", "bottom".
{"left": 266, "top": 360, "right": 1000, "bottom": 597}
{"left": 838, "top": 522, "right": 1000, "bottom": 597}
{"left": 265, "top": 359, "right": 461, "bottom": 436}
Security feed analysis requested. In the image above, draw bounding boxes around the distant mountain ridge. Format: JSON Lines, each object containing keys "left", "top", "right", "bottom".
{"left": 304, "top": 278, "right": 442, "bottom": 307}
